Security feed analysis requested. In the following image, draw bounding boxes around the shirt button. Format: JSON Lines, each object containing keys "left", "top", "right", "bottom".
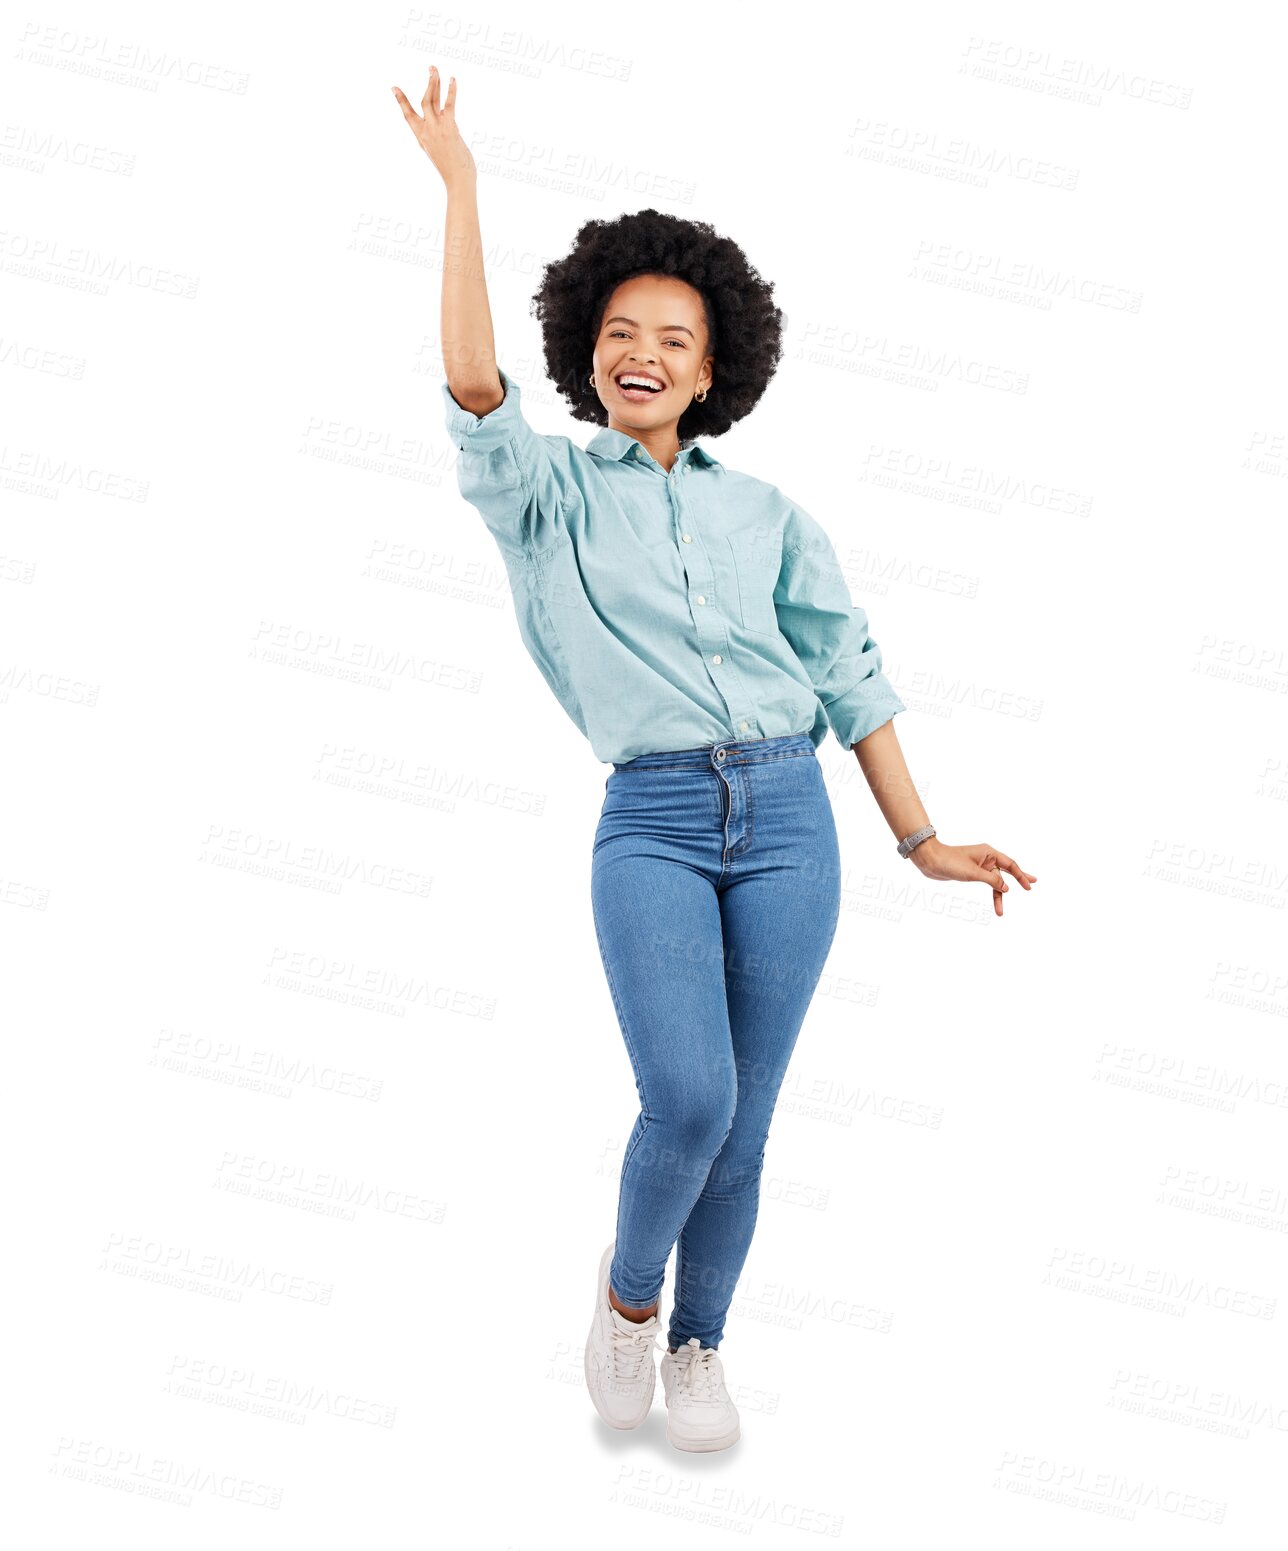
{"left": 739, "top": 721, "right": 749, "bottom": 731}
{"left": 682, "top": 533, "right": 692, "bottom": 543}
{"left": 696, "top": 594, "right": 706, "bottom": 605}
{"left": 712, "top": 654, "right": 722, "bottom": 664}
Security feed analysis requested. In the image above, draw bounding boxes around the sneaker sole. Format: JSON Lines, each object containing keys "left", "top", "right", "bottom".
{"left": 666, "top": 1421, "right": 741, "bottom": 1452}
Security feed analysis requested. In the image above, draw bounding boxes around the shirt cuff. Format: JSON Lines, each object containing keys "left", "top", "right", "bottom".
{"left": 824, "top": 676, "right": 907, "bottom": 749}
{"left": 441, "top": 368, "right": 520, "bottom": 451}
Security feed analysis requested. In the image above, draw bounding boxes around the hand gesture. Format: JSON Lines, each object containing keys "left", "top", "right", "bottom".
{"left": 909, "top": 840, "right": 1037, "bottom": 918}
{"left": 391, "top": 66, "right": 476, "bottom": 189}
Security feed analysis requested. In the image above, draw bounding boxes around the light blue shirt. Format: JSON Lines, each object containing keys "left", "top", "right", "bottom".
{"left": 441, "top": 368, "right": 906, "bottom": 765}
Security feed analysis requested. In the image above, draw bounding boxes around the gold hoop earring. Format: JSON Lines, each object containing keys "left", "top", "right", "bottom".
{"left": 588, "top": 373, "right": 595, "bottom": 388}
{"left": 695, "top": 387, "right": 708, "bottom": 402}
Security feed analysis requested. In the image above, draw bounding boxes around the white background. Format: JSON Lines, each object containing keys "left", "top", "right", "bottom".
{"left": 4, "top": 0, "right": 1286, "bottom": 1544}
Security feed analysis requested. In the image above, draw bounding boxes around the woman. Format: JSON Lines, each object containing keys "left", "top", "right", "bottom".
{"left": 394, "top": 68, "right": 1037, "bottom": 1453}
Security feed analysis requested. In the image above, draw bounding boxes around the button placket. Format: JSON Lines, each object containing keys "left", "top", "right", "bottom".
{"left": 673, "top": 460, "right": 721, "bottom": 636}
{"left": 670, "top": 457, "right": 758, "bottom": 737}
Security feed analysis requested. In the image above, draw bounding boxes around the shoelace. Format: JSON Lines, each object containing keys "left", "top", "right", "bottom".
{"left": 611, "top": 1319, "right": 656, "bottom": 1379}
{"left": 673, "top": 1338, "right": 722, "bottom": 1399}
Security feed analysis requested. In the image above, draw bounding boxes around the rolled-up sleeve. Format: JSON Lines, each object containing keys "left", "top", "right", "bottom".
{"left": 441, "top": 368, "right": 564, "bottom": 552}
{"left": 774, "top": 501, "right": 906, "bottom": 749}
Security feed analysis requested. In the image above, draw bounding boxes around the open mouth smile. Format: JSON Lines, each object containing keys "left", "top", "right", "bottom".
{"left": 615, "top": 372, "right": 667, "bottom": 402}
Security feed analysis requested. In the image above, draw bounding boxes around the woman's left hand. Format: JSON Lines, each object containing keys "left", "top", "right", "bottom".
{"left": 907, "top": 839, "right": 1037, "bottom": 918}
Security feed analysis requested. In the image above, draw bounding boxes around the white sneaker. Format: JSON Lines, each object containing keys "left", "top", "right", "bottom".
{"left": 583, "top": 1240, "right": 659, "bottom": 1429}
{"left": 660, "top": 1336, "right": 741, "bottom": 1451}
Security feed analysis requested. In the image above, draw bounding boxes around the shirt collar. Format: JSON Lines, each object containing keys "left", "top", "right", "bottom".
{"left": 586, "top": 426, "right": 722, "bottom": 471}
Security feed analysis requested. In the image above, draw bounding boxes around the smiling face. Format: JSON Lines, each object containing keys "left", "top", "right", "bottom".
{"left": 591, "top": 273, "right": 714, "bottom": 437}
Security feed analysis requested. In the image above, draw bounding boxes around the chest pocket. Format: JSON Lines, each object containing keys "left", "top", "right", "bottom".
{"left": 725, "top": 530, "right": 782, "bottom": 636}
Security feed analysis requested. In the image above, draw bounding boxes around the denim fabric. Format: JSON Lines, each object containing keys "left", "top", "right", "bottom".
{"left": 442, "top": 369, "right": 906, "bottom": 765}
{"left": 590, "top": 731, "right": 842, "bottom": 1350}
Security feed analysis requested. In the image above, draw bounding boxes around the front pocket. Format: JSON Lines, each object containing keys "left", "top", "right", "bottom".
{"left": 726, "top": 531, "right": 781, "bottom": 635}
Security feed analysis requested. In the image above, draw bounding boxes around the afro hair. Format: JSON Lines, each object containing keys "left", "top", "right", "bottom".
{"left": 530, "top": 208, "right": 784, "bottom": 441}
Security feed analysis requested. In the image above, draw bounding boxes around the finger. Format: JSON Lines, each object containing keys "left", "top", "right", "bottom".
{"left": 391, "top": 86, "right": 421, "bottom": 127}
{"left": 422, "top": 64, "right": 440, "bottom": 115}
{"left": 444, "top": 74, "right": 458, "bottom": 114}
{"left": 996, "top": 854, "right": 1033, "bottom": 889}
{"left": 988, "top": 850, "right": 1036, "bottom": 889}
{"left": 971, "top": 866, "right": 1007, "bottom": 908}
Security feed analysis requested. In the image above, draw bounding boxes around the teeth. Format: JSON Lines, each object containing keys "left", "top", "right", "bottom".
{"left": 619, "top": 375, "right": 662, "bottom": 391}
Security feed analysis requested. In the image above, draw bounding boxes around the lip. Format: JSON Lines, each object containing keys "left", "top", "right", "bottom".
{"left": 615, "top": 371, "right": 667, "bottom": 402}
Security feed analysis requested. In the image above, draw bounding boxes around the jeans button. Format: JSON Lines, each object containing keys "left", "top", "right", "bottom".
{"left": 715, "top": 749, "right": 725, "bottom": 761}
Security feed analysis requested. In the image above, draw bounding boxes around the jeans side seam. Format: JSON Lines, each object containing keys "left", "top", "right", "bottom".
{"left": 672, "top": 1228, "right": 687, "bottom": 1347}
{"left": 593, "top": 916, "right": 652, "bottom": 1177}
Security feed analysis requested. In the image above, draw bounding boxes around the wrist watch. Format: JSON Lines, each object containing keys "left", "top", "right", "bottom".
{"left": 897, "top": 824, "right": 936, "bottom": 859}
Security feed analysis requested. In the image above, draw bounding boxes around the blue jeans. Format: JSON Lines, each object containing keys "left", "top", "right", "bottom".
{"left": 591, "top": 731, "right": 842, "bottom": 1351}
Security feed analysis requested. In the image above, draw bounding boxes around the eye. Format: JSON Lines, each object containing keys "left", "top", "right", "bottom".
{"left": 664, "top": 339, "right": 687, "bottom": 348}
{"left": 608, "top": 329, "right": 630, "bottom": 339}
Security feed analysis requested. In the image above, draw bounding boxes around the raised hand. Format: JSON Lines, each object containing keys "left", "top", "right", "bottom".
{"left": 391, "top": 65, "right": 476, "bottom": 189}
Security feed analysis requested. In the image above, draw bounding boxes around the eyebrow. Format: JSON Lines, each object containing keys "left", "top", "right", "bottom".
{"left": 603, "top": 315, "right": 696, "bottom": 339}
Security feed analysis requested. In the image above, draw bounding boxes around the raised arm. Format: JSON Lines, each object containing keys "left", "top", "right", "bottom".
{"left": 392, "top": 66, "right": 502, "bottom": 416}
